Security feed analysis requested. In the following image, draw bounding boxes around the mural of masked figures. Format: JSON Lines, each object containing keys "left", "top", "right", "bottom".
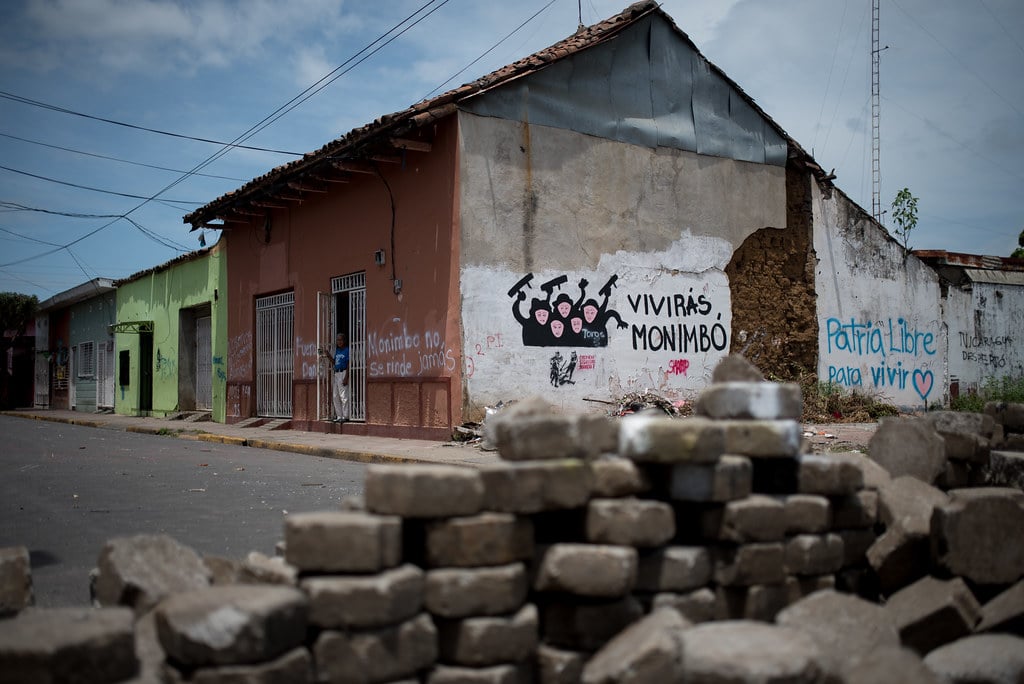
{"left": 509, "top": 273, "right": 627, "bottom": 347}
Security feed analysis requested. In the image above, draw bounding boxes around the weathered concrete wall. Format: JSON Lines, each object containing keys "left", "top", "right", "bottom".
{"left": 944, "top": 279, "right": 1024, "bottom": 393}
{"left": 459, "top": 113, "right": 786, "bottom": 418}
{"left": 813, "top": 185, "right": 945, "bottom": 408}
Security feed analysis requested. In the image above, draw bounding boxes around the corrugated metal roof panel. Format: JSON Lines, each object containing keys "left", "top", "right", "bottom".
{"left": 962, "top": 269, "right": 1024, "bottom": 286}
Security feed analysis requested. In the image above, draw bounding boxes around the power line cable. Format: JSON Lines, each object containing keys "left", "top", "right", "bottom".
{"left": 0, "top": 164, "right": 202, "bottom": 205}
{"left": 0, "top": 202, "right": 124, "bottom": 219}
{"left": 0, "top": 226, "right": 63, "bottom": 247}
{"left": 0, "top": 91, "right": 303, "bottom": 156}
{"left": 812, "top": 0, "right": 849, "bottom": 154}
{"left": 1, "top": 0, "right": 451, "bottom": 269}
{"left": 978, "top": 0, "right": 1024, "bottom": 59}
{"left": 421, "top": 0, "right": 559, "bottom": 101}
{"left": 0, "top": 131, "right": 249, "bottom": 181}
{"left": 890, "top": 0, "right": 1024, "bottom": 119}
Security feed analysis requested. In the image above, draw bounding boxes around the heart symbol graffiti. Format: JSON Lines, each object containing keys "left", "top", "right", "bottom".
{"left": 912, "top": 369, "right": 934, "bottom": 401}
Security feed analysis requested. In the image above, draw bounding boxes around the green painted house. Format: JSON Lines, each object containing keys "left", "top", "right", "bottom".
{"left": 113, "top": 245, "right": 227, "bottom": 422}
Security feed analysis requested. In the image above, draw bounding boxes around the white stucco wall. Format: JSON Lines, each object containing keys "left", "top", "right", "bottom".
{"left": 458, "top": 113, "right": 786, "bottom": 415}
{"left": 813, "top": 184, "right": 946, "bottom": 408}
{"left": 944, "top": 278, "right": 1024, "bottom": 391}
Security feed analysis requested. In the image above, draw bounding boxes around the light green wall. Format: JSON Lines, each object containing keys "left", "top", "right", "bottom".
{"left": 114, "top": 245, "right": 227, "bottom": 422}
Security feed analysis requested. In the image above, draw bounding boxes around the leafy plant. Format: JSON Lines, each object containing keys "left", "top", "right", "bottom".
{"left": 890, "top": 187, "right": 919, "bottom": 256}
{"left": 1011, "top": 228, "right": 1024, "bottom": 259}
{"left": 795, "top": 372, "right": 900, "bottom": 422}
{"left": 950, "top": 375, "right": 1024, "bottom": 412}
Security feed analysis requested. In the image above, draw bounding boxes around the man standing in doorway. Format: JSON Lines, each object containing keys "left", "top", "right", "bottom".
{"left": 332, "top": 333, "right": 350, "bottom": 422}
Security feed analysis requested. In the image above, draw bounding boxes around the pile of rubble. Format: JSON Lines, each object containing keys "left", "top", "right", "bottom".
{"left": 1, "top": 356, "right": 1023, "bottom": 683}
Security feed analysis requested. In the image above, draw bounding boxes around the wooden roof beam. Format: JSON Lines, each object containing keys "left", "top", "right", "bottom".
{"left": 251, "top": 200, "right": 288, "bottom": 209}
{"left": 332, "top": 160, "right": 376, "bottom": 175}
{"left": 390, "top": 138, "right": 432, "bottom": 153}
{"left": 287, "top": 181, "right": 328, "bottom": 193}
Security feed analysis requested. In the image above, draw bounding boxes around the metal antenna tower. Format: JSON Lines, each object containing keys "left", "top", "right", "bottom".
{"left": 871, "top": 0, "right": 882, "bottom": 222}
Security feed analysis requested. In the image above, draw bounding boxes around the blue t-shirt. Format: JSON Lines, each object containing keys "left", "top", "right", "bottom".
{"left": 334, "top": 346, "right": 350, "bottom": 372}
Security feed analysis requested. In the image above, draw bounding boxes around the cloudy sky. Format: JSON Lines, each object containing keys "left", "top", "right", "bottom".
{"left": 1, "top": 0, "right": 1021, "bottom": 300}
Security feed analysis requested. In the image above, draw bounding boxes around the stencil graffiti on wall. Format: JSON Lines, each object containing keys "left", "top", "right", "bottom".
{"left": 549, "top": 351, "right": 578, "bottom": 387}
{"left": 509, "top": 274, "right": 627, "bottom": 347}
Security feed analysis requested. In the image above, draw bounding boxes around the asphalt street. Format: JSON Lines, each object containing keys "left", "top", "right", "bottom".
{"left": 0, "top": 415, "right": 365, "bottom": 608}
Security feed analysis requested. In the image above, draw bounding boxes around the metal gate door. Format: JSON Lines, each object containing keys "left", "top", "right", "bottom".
{"left": 331, "top": 273, "right": 366, "bottom": 422}
{"left": 316, "top": 292, "right": 335, "bottom": 421}
{"left": 255, "top": 292, "right": 294, "bottom": 418}
{"left": 195, "top": 316, "right": 212, "bottom": 411}
{"left": 96, "top": 340, "right": 115, "bottom": 408}
{"left": 34, "top": 315, "right": 49, "bottom": 408}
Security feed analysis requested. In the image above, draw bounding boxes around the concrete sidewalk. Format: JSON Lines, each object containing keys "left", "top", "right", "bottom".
{"left": 1, "top": 409, "right": 878, "bottom": 467}
{"left": 0, "top": 409, "right": 501, "bottom": 469}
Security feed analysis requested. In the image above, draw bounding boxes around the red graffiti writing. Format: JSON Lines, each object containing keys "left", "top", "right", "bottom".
{"left": 579, "top": 355, "right": 596, "bottom": 370}
{"left": 669, "top": 359, "right": 690, "bottom": 376}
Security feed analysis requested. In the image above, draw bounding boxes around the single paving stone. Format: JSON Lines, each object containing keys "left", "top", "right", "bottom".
{"left": 776, "top": 589, "right": 901, "bottom": 676}
{"left": 843, "top": 646, "right": 939, "bottom": 684}
{"left": 923, "top": 633, "right": 1024, "bottom": 684}
{"left": 0, "top": 607, "right": 137, "bottom": 684}
{"left": 867, "top": 526, "right": 931, "bottom": 595}
{"left": 483, "top": 398, "right": 617, "bottom": 461}
{"left": 92, "top": 533, "right": 211, "bottom": 615}
{"left": 976, "top": 579, "right": 1024, "bottom": 635}
{"left": 540, "top": 597, "right": 644, "bottom": 651}
{"left": 924, "top": 411, "right": 995, "bottom": 464}
{"left": 711, "top": 354, "right": 765, "bottom": 382}
{"left": 533, "top": 544, "right": 637, "bottom": 597}
{"left": 155, "top": 585, "right": 308, "bottom": 668}
{"left": 700, "top": 495, "right": 787, "bottom": 543}
{"left": 878, "top": 476, "right": 949, "bottom": 532}
{"left": 695, "top": 382, "right": 802, "bottom": 420}
{"left": 313, "top": 612, "right": 437, "bottom": 684}
{"left": 986, "top": 401, "right": 1024, "bottom": 432}
{"left": 679, "top": 620, "right": 828, "bottom": 683}
{"left": 437, "top": 604, "right": 537, "bottom": 667}
{"left": 581, "top": 608, "right": 689, "bottom": 684}
{"left": 869, "top": 417, "right": 946, "bottom": 484}
{"left": 781, "top": 495, "right": 831, "bottom": 534}
{"left": 284, "top": 510, "right": 401, "bottom": 573}
{"left": 618, "top": 415, "right": 724, "bottom": 464}
{"left": 785, "top": 534, "right": 844, "bottom": 576}
{"left": 830, "top": 490, "right": 878, "bottom": 529}
{"left": 426, "top": 663, "right": 531, "bottom": 684}
{"left": 930, "top": 487, "right": 1024, "bottom": 585}
{"left": 585, "top": 498, "right": 675, "bottom": 547}
{"left": 669, "top": 455, "right": 752, "bottom": 502}
{"left": 204, "top": 555, "right": 242, "bottom": 585}
{"left": 302, "top": 564, "right": 423, "bottom": 629}
{"left": 185, "top": 646, "right": 313, "bottom": 684}
{"left": 635, "top": 546, "right": 712, "bottom": 593}
{"left": 478, "top": 460, "right": 592, "bottom": 514}
{"left": 650, "top": 588, "right": 724, "bottom": 624}
{"left": 714, "top": 543, "right": 787, "bottom": 587}
{"left": 797, "top": 453, "right": 865, "bottom": 495}
{"left": 984, "top": 450, "right": 1024, "bottom": 490}
{"left": 536, "top": 644, "right": 586, "bottom": 684}
{"left": 0, "top": 546, "right": 33, "bottom": 617}
{"left": 588, "top": 456, "right": 650, "bottom": 498}
{"left": 838, "top": 450, "right": 892, "bottom": 490}
{"left": 365, "top": 464, "right": 484, "bottom": 518}
{"left": 425, "top": 513, "right": 533, "bottom": 568}
{"left": 238, "top": 551, "right": 297, "bottom": 586}
{"left": 885, "top": 575, "right": 981, "bottom": 655}
{"left": 425, "top": 564, "right": 527, "bottom": 619}
{"left": 721, "top": 420, "right": 802, "bottom": 458}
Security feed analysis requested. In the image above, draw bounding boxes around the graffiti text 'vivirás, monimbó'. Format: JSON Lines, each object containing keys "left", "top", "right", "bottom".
{"left": 627, "top": 290, "right": 727, "bottom": 353}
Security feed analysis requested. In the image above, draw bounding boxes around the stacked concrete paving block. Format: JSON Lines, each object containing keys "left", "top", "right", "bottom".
{"left": 5, "top": 357, "right": 1024, "bottom": 683}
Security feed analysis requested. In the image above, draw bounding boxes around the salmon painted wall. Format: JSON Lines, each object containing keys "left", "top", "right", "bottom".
{"left": 224, "top": 117, "right": 462, "bottom": 437}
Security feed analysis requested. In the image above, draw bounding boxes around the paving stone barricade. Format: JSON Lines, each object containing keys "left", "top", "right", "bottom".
{"left": 2, "top": 355, "right": 1023, "bottom": 683}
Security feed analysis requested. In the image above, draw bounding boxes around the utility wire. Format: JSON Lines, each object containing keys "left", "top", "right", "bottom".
{"left": 0, "top": 0, "right": 452, "bottom": 268}
{"left": 421, "top": 0, "right": 559, "bottom": 101}
{"left": 0, "top": 91, "right": 303, "bottom": 156}
{"left": 0, "top": 131, "right": 249, "bottom": 181}
{"left": 0, "top": 164, "right": 202, "bottom": 205}
{"left": 0, "top": 202, "right": 124, "bottom": 219}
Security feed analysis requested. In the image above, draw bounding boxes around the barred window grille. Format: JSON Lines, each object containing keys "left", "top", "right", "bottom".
{"left": 77, "top": 341, "right": 95, "bottom": 378}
